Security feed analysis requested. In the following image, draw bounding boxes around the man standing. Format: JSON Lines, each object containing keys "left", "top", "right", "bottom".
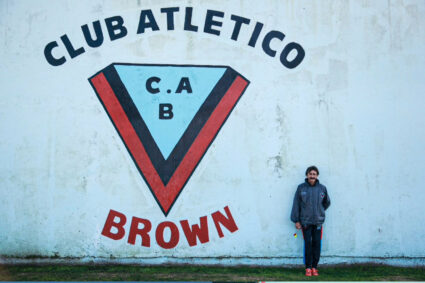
{"left": 291, "top": 166, "right": 331, "bottom": 277}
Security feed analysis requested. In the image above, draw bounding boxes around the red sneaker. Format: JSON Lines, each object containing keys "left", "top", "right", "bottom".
{"left": 305, "top": 268, "right": 312, "bottom": 276}
{"left": 312, "top": 268, "right": 319, "bottom": 276}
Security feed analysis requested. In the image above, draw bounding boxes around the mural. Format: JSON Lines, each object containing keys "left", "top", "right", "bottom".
{"left": 1, "top": 0, "right": 425, "bottom": 265}
{"left": 90, "top": 64, "right": 249, "bottom": 215}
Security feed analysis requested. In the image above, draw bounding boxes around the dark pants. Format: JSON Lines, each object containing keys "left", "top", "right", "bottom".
{"left": 302, "top": 225, "right": 323, "bottom": 269}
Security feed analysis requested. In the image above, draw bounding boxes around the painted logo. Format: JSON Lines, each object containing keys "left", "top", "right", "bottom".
{"left": 89, "top": 64, "right": 249, "bottom": 215}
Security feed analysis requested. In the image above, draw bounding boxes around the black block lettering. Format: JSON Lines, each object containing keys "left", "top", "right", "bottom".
{"left": 230, "top": 15, "right": 250, "bottom": 41}
{"left": 44, "top": 41, "right": 66, "bottom": 66}
{"left": 262, "top": 30, "right": 285, "bottom": 57}
{"left": 175, "top": 77, "right": 192, "bottom": 93}
{"left": 204, "top": 10, "right": 224, "bottom": 36}
{"left": 146, "top": 77, "right": 161, "bottom": 94}
{"left": 280, "top": 42, "right": 305, "bottom": 69}
{"left": 60, "top": 34, "right": 85, "bottom": 59}
{"left": 248, "top": 22, "right": 264, "bottom": 47}
{"left": 161, "top": 7, "right": 179, "bottom": 30}
{"left": 105, "top": 16, "right": 128, "bottom": 41}
{"left": 137, "top": 9, "right": 160, "bottom": 34}
{"left": 184, "top": 7, "right": 198, "bottom": 32}
{"left": 159, "top": 104, "right": 174, "bottom": 119}
{"left": 82, "top": 20, "right": 104, "bottom": 48}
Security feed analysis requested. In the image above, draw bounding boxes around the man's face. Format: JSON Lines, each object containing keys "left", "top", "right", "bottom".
{"left": 307, "top": 170, "right": 318, "bottom": 185}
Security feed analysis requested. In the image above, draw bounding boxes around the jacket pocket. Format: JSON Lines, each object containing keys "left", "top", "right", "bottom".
{"left": 317, "top": 204, "right": 326, "bottom": 222}
{"left": 301, "top": 192, "right": 308, "bottom": 204}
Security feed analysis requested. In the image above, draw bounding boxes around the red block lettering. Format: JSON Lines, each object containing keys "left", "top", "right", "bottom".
{"left": 127, "top": 216, "right": 152, "bottom": 247}
{"left": 156, "top": 221, "right": 180, "bottom": 249}
{"left": 180, "top": 216, "right": 209, "bottom": 247}
{"left": 101, "top": 209, "right": 127, "bottom": 240}
{"left": 211, "top": 206, "right": 238, "bottom": 238}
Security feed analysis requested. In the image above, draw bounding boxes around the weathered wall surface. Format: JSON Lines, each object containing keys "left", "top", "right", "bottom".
{"left": 1, "top": 0, "right": 424, "bottom": 265}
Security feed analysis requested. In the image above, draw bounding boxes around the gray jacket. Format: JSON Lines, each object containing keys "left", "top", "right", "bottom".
{"left": 290, "top": 179, "right": 331, "bottom": 226}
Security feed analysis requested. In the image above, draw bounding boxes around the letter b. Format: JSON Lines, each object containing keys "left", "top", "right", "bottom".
{"left": 101, "top": 209, "right": 127, "bottom": 240}
{"left": 159, "top": 103, "right": 174, "bottom": 119}
{"left": 105, "top": 16, "right": 128, "bottom": 41}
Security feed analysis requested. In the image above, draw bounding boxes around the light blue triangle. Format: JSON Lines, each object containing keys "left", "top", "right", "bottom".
{"left": 114, "top": 65, "right": 226, "bottom": 160}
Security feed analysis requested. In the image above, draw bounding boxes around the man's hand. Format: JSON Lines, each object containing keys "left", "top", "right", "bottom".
{"left": 295, "top": 222, "right": 302, "bottom": 230}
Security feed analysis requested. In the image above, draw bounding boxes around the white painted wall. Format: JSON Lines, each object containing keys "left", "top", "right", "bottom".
{"left": 1, "top": 0, "right": 424, "bottom": 265}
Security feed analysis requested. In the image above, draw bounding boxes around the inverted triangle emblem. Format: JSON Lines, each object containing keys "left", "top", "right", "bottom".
{"left": 89, "top": 63, "right": 249, "bottom": 215}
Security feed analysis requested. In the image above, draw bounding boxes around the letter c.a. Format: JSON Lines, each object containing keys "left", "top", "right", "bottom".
{"left": 146, "top": 76, "right": 161, "bottom": 94}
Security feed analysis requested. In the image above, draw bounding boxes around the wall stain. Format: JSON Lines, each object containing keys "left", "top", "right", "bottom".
{"left": 127, "top": 39, "right": 145, "bottom": 57}
{"left": 274, "top": 105, "right": 289, "bottom": 177}
{"left": 267, "top": 155, "right": 283, "bottom": 178}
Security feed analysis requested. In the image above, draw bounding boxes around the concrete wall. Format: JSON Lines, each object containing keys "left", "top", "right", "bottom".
{"left": 1, "top": 0, "right": 424, "bottom": 265}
